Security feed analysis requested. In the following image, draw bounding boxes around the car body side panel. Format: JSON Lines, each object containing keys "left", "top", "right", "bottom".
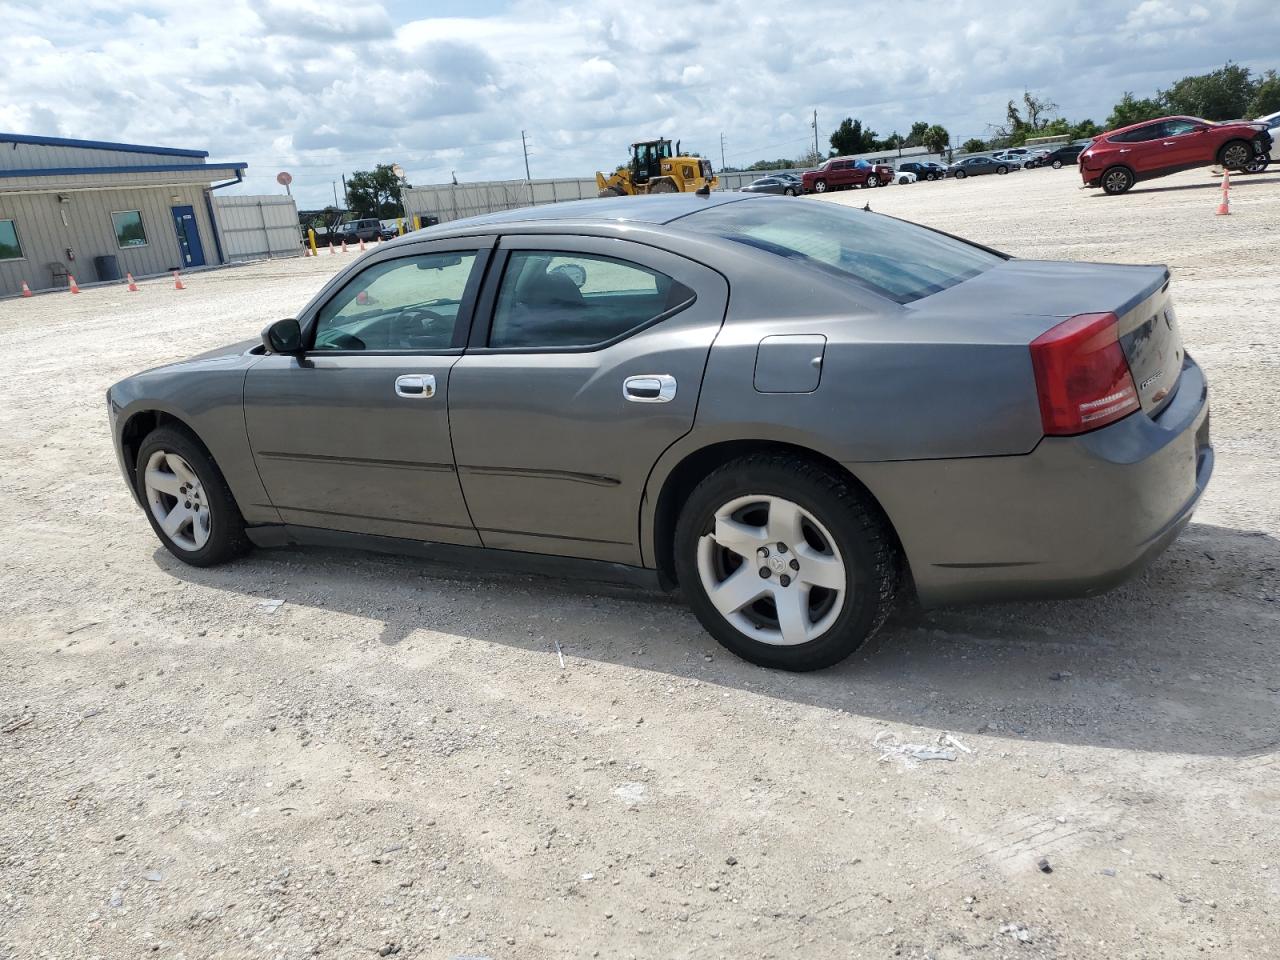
{"left": 108, "top": 348, "right": 280, "bottom": 526}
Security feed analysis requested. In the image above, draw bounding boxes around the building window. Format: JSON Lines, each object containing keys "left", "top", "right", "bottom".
{"left": 0, "top": 219, "right": 22, "bottom": 261}
{"left": 111, "top": 210, "right": 148, "bottom": 249}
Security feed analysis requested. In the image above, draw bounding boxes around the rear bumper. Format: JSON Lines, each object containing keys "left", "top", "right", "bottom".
{"left": 855, "top": 355, "right": 1212, "bottom": 607}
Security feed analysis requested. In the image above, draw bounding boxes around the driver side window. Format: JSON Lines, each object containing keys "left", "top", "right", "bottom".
{"left": 313, "top": 251, "right": 478, "bottom": 352}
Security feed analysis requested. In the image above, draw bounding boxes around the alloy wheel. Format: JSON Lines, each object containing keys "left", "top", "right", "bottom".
{"left": 1222, "top": 142, "right": 1252, "bottom": 169}
{"left": 1103, "top": 168, "right": 1133, "bottom": 194}
{"left": 144, "top": 450, "right": 211, "bottom": 552}
{"left": 696, "top": 495, "right": 847, "bottom": 647}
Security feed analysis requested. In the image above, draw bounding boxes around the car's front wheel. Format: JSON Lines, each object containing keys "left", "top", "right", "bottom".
{"left": 1052, "top": 159, "right": 1064, "bottom": 169}
{"left": 674, "top": 456, "right": 898, "bottom": 671}
{"left": 135, "top": 425, "right": 250, "bottom": 567}
{"left": 996, "top": 165, "right": 1009, "bottom": 175}
{"left": 1101, "top": 165, "right": 1135, "bottom": 195}
{"left": 1219, "top": 139, "right": 1254, "bottom": 171}
{"left": 954, "top": 169, "right": 966, "bottom": 179}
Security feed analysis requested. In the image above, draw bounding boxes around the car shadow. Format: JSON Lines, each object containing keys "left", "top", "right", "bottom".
{"left": 155, "top": 521, "right": 1279, "bottom": 759}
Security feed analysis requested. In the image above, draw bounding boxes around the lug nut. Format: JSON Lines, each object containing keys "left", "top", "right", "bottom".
{"left": 789, "top": 559, "right": 800, "bottom": 571}
{"left": 776, "top": 542, "right": 787, "bottom": 553}
{"left": 779, "top": 574, "right": 791, "bottom": 587}
{"left": 759, "top": 547, "right": 770, "bottom": 558}
{"left": 758, "top": 567, "right": 770, "bottom": 579}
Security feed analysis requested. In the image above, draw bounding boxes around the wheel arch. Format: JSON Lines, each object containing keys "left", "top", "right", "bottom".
{"left": 644, "top": 437, "right": 909, "bottom": 592}
{"left": 120, "top": 409, "right": 211, "bottom": 493}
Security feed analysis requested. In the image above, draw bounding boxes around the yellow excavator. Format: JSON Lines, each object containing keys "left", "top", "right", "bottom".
{"left": 596, "top": 138, "right": 719, "bottom": 197}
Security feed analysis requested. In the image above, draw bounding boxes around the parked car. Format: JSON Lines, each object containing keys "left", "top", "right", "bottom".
{"left": 897, "top": 161, "right": 947, "bottom": 181}
{"left": 891, "top": 169, "right": 918, "bottom": 184}
{"left": 741, "top": 175, "right": 800, "bottom": 196}
{"left": 1245, "top": 110, "right": 1279, "bottom": 171}
{"left": 108, "top": 193, "right": 1212, "bottom": 672}
{"left": 1079, "top": 115, "right": 1273, "bottom": 195}
{"left": 802, "top": 158, "right": 895, "bottom": 193}
{"left": 948, "top": 155, "right": 1017, "bottom": 178}
{"left": 379, "top": 219, "right": 402, "bottom": 240}
{"left": 333, "top": 219, "right": 383, "bottom": 245}
{"left": 1039, "top": 142, "right": 1089, "bottom": 169}
{"left": 1021, "top": 149, "right": 1053, "bottom": 168}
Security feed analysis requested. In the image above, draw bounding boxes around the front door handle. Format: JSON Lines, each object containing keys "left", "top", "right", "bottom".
{"left": 394, "top": 374, "right": 436, "bottom": 398}
{"left": 623, "top": 374, "right": 677, "bottom": 403}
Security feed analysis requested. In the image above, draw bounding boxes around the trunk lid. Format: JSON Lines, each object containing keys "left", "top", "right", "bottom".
{"left": 916, "top": 259, "right": 1183, "bottom": 417}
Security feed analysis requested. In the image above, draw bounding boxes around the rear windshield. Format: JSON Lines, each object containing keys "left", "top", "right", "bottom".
{"left": 680, "top": 200, "right": 1003, "bottom": 303}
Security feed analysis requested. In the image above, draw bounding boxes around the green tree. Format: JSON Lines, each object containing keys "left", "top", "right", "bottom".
{"left": 829, "top": 117, "right": 878, "bottom": 156}
{"left": 961, "top": 137, "right": 987, "bottom": 154}
{"left": 1071, "top": 119, "right": 1103, "bottom": 140}
{"left": 922, "top": 125, "right": 951, "bottom": 155}
{"left": 877, "top": 131, "right": 904, "bottom": 152}
{"left": 1107, "top": 91, "right": 1167, "bottom": 129}
{"left": 344, "top": 164, "right": 410, "bottom": 219}
{"left": 1249, "top": 69, "right": 1280, "bottom": 116}
{"left": 904, "top": 121, "right": 931, "bottom": 147}
{"left": 1160, "top": 62, "right": 1255, "bottom": 120}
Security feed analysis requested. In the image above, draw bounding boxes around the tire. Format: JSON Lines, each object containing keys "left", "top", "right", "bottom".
{"left": 927, "top": 172, "right": 936, "bottom": 181}
{"left": 1242, "top": 155, "right": 1270, "bottom": 174}
{"left": 597, "top": 187, "right": 624, "bottom": 198}
{"left": 1052, "top": 159, "right": 1063, "bottom": 169}
{"left": 866, "top": 175, "right": 879, "bottom": 187}
{"left": 1218, "top": 139, "right": 1254, "bottom": 171}
{"left": 898, "top": 176, "right": 909, "bottom": 185}
{"left": 1101, "top": 165, "right": 1135, "bottom": 195}
{"left": 134, "top": 425, "right": 250, "bottom": 567}
{"left": 996, "top": 165, "right": 1008, "bottom": 175}
{"left": 674, "top": 455, "right": 899, "bottom": 671}
{"left": 813, "top": 179, "right": 828, "bottom": 193}
{"left": 783, "top": 187, "right": 796, "bottom": 196}
{"left": 647, "top": 178, "right": 678, "bottom": 194}
{"left": 954, "top": 169, "right": 966, "bottom": 179}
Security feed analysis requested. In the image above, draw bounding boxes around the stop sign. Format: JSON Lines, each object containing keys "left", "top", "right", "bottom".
{"left": 276, "top": 171, "right": 293, "bottom": 186}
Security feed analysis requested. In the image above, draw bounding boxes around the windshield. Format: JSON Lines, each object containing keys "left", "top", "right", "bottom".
{"left": 681, "top": 200, "right": 1004, "bottom": 303}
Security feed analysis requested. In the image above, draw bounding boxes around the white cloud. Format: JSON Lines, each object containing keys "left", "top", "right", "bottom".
{"left": 0, "top": 0, "right": 1276, "bottom": 207}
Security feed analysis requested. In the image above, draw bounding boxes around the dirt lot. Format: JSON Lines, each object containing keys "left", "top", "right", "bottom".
{"left": 1, "top": 167, "right": 1277, "bottom": 960}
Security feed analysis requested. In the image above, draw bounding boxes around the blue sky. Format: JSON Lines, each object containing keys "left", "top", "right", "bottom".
{"left": 1, "top": 0, "right": 1276, "bottom": 208}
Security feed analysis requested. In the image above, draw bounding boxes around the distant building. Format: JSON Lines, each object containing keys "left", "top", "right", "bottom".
{"left": 0, "top": 133, "right": 247, "bottom": 296}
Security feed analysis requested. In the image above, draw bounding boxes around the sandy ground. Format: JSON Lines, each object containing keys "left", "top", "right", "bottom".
{"left": 1, "top": 167, "right": 1277, "bottom": 960}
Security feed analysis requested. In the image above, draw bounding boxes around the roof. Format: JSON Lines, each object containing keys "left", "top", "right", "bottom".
{"left": 439, "top": 192, "right": 753, "bottom": 230}
{"left": 0, "top": 161, "right": 247, "bottom": 180}
{"left": 0, "top": 132, "right": 208, "bottom": 158}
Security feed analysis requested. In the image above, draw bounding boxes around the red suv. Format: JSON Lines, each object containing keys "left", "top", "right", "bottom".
{"left": 1079, "top": 115, "right": 1272, "bottom": 195}
{"left": 802, "top": 158, "right": 895, "bottom": 193}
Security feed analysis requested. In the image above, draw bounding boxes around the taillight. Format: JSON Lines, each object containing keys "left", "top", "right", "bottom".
{"left": 1030, "top": 312, "right": 1140, "bottom": 436}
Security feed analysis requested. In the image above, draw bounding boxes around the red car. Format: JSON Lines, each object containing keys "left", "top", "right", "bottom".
{"left": 802, "top": 158, "right": 895, "bottom": 193}
{"left": 1079, "top": 115, "right": 1273, "bottom": 195}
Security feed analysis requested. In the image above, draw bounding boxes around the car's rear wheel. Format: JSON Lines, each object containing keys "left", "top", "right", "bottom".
{"left": 813, "top": 179, "right": 828, "bottom": 193}
{"left": 1218, "top": 139, "right": 1254, "bottom": 171}
{"left": 996, "top": 165, "right": 1008, "bottom": 175}
{"left": 135, "top": 425, "right": 250, "bottom": 567}
{"left": 674, "top": 456, "right": 898, "bottom": 671}
{"left": 783, "top": 186, "right": 796, "bottom": 196}
{"left": 1101, "top": 165, "right": 1135, "bottom": 195}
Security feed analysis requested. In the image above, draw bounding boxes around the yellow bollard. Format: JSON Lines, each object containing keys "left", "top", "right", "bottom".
{"left": 308, "top": 228, "right": 318, "bottom": 257}
{"left": 414, "top": 215, "right": 422, "bottom": 231}
{"left": 397, "top": 218, "right": 404, "bottom": 236}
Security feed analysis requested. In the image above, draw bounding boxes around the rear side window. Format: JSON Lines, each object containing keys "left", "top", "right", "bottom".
{"left": 1109, "top": 124, "right": 1162, "bottom": 143}
{"left": 489, "top": 251, "right": 693, "bottom": 349}
{"left": 682, "top": 200, "right": 1002, "bottom": 303}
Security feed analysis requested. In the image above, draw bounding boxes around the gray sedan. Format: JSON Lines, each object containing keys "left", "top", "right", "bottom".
{"left": 108, "top": 194, "right": 1211, "bottom": 671}
{"left": 740, "top": 175, "right": 800, "bottom": 196}
{"left": 949, "top": 155, "right": 1019, "bottom": 177}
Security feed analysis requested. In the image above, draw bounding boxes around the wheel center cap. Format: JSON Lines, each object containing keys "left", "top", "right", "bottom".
{"left": 770, "top": 556, "right": 788, "bottom": 574}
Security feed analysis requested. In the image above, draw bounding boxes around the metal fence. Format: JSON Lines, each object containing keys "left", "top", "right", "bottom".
{"left": 212, "top": 195, "right": 302, "bottom": 260}
{"left": 402, "top": 151, "right": 952, "bottom": 226}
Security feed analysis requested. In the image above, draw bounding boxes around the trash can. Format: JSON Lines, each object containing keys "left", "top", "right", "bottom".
{"left": 94, "top": 254, "right": 121, "bottom": 283}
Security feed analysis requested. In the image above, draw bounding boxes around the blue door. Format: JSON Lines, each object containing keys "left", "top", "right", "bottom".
{"left": 171, "top": 205, "right": 205, "bottom": 268}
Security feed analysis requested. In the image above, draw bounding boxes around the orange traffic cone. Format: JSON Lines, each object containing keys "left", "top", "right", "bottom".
{"left": 359, "top": 236, "right": 366, "bottom": 251}
{"left": 1216, "top": 169, "right": 1231, "bottom": 216}
{"left": 172, "top": 270, "right": 185, "bottom": 290}
{"left": 342, "top": 240, "right": 349, "bottom": 254}
{"left": 20, "top": 280, "right": 33, "bottom": 297}
{"left": 68, "top": 274, "right": 81, "bottom": 294}
{"left": 328, "top": 241, "right": 335, "bottom": 255}
{"left": 125, "top": 273, "right": 139, "bottom": 292}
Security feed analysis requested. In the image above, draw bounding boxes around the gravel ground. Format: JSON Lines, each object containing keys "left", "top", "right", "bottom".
{"left": 1, "top": 167, "right": 1277, "bottom": 960}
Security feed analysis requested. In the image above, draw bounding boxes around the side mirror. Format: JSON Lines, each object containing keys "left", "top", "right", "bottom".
{"left": 263, "top": 317, "right": 302, "bottom": 354}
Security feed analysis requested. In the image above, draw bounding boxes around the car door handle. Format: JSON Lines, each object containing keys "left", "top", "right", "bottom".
{"left": 623, "top": 374, "right": 677, "bottom": 403}
{"left": 394, "top": 374, "right": 436, "bottom": 398}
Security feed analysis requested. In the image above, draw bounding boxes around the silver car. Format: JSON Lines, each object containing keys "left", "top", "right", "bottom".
{"left": 108, "top": 195, "right": 1211, "bottom": 671}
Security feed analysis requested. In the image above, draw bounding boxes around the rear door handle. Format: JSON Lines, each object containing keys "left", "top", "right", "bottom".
{"left": 394, "top": 374, "right": 436, "bottom": 398}
{"left": 623, "top": 374, "right": 677, "bottom": 403}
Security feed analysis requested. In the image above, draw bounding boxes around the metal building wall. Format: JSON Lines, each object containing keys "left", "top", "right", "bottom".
{"left": 212, "top": 195, "right": 302, "bottom": 261}
{"left": 0, "top": 184, "right": 219, "bottom": 296}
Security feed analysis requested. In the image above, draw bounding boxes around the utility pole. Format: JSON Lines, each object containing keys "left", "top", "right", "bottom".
{"left": 720, "top": 132, "right": 726, "bottom": 171}
{"left": 521, "top": 130, "right": 531, "bottom": 181}
{"left": 340, "top": 173, "right": 348, "bottom": 211}
{"left": 331, "top": 181, "right": 338, "bottom": 207}
{"left": 812, "top": 109, "right": 819, "bottom": 159}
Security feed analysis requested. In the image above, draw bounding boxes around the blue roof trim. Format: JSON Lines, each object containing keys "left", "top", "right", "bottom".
{"left": 0, "top": 162, "right": 248, "bottom": 179}
{"left": 0, "top": 132, "right": 208, "bottom": 158}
